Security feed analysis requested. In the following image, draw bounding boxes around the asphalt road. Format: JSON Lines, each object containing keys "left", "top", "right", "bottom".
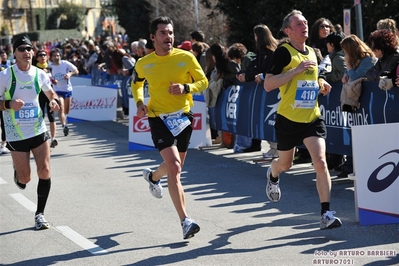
{"left": 0, "top": 119, "right": 398, "bottom": 266}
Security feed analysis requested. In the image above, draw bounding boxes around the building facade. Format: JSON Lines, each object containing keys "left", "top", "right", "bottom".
{"left": 0, "top": 0, "right": 116, "bottom": 44}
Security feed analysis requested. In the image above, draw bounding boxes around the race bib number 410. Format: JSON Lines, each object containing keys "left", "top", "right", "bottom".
{"left": 294, "top": 80, "right": 319, "bottom": 109}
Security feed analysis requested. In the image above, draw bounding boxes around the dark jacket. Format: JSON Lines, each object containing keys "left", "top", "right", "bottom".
{"left": 366, "top": 53, "right": 399, "bottom": 81}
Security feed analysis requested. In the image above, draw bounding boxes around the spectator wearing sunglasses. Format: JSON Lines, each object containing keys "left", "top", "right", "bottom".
{"left": 0, "top": 35, "right": 61, "bottom": 230}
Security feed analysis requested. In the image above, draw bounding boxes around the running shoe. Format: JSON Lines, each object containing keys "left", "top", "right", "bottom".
{"left": 63, "top": 126, "right": 69, "bottom": 136}
{"left": 35, "top": 213, "right": 50, "bottom": 230}
{"left": 14, "top": 170, "right": 26, "bottom": 190}
{"left": 262, "top": 148, "right": 279, "bottom": 159}
{"left": 320, "top": 210, "right": 342, "bottom": 230}
{"left": 143, "top": 168, "right": 163, "bottom": 198}
{"left": 182, "top": 217, "right": 200, "bottom": 239}
{"left": 50, "top": 139, "right": 58, "bottom": 148}
{"left": 0, "top": 145, "right": 9, "bottom": 154}
{"left": 266, "top": 167, "right": 281, "bottom": 202}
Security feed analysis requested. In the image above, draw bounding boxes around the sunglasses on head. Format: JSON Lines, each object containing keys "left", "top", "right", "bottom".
{"left": 17, "top": 46, "right": 32, "bottom": 52}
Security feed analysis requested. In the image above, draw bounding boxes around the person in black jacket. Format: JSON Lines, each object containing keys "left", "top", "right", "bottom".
{"left": 236, "top": 24, "right": 279, "bottom": 154}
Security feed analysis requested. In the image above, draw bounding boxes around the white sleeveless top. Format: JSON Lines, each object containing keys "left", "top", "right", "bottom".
{"left": 0, "top": 65, "right": 52, "bottom": 141}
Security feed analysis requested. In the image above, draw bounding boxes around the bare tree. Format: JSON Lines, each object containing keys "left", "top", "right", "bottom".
{"left": 148, "top": 0, "right": 224, "bottom": 45}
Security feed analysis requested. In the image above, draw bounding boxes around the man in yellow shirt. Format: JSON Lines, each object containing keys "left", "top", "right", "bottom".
{"left": 264, "top": 10, "right": 342, "bottom": 230}
{"left": 131, "top": 16, "right": 208, "bottom": 239}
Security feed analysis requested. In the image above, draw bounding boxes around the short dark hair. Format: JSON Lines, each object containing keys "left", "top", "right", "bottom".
{"left": 150, "top": 16, "right": 174, "bottom": 35}
{"left": 227, "top": 43, "right": 247, "bottom": 60}
{"left": 190, "top": 30, "right": 205, "bottom": 42}
{"left": 326, "top": 31, "right": 346, "bottom": 51}
{"left": 50, "top": 48, "right": 62, "bottom": 57}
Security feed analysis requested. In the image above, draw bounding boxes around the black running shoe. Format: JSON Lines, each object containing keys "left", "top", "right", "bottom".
{"left": 50, "top": 139, "right": 58, "bottom": 148}
{"left": 63, "top": 126, "right": 69, "bottom": 136}
{"left": 14, "top": 170, "right": 26, "bottom": 190}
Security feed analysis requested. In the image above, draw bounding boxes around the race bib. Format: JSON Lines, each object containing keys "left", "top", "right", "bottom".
{"left": 294, "top": 80, "right": 319, "bottom": 109}
{"left": 160, "top": 110, "right": 191, "bottom": 137}
{"left": 15, "top": 106, "right": 39, "bottom": 126}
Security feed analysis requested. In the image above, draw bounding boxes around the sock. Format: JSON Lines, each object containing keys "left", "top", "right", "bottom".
{"left": 36, "top": 178, "right": 51, "bottom": 215}
{"left": 269, "top": 170, "right": 279, "bottom": 183}
{"left": 148, "top": 172, "right": 157, "bottom": 184}
{"left": 270, "top": 176, "right": 279, "bottom": 183}
{"left": 321, "top": 202, "right": 330, "bottom": 215}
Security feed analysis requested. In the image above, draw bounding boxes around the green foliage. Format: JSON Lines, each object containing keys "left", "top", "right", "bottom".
{"left": 47, "top": 1, "right": 85, "bottom": 30}
{"left": 13, "top": 30, "right": 82, "bottom": 43}
{"left": 202, "top": 0, "right": 399, "bottom": 49}
{"left": 113, "top": 0, "right": 153, "bottom": 42}
{"left": 13, "top": 32, "right": 40, "bottom": 42}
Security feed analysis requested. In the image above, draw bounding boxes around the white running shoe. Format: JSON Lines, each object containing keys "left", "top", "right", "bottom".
{"left": 263, "top": 148, "right": 278, "bottom": 158}
{"left": 143, "top": 168, "right": 163, "bottom": 198}
{"left": 266, "top": 167, "right": 281, "bottom": 202}
{"left": 35, "top": 214, "right": 50, "bottom": 230}
{"left": 320, "top": 210, "right": 342, "bottom": 230}
{"left": 182, "top": 217, "right": 200, "bottom": 239}
{"left": 0, "top": 145, "right": 9, "bottom": 154}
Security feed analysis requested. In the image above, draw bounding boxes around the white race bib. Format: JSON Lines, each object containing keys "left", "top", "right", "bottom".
{"left": 160, "top": 110, "right": 191, "bottom": 137}
{"left": 294, "top": 80, "right": 319, "bottom": 109}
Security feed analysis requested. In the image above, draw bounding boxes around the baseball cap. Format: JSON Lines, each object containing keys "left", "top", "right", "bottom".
{"left": 13, "top": 35, "right": 33, "bottom": 51}
{"left": 178, "top": 41, "right": 192, "bottom": 51}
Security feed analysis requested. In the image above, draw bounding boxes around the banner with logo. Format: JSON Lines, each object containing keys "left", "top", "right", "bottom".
{"left": 68, "top": 85, "right": 118, "bottom": 122}
{"left": 209, "top": 81, "right": 399, "bottom": 155}
{"left": 352, "top": 123, "right": 399, "bottom": 225}
{"left": 128, "top": 95, "right": 212, "bottom": 150}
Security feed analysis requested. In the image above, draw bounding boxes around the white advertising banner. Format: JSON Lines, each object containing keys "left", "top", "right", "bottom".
{"left": 128, "top": 97, "right": 212, "bottom": 150}
{"left": 352, "top": 123, "right": 399, "bottom": 225}
{"left": 68, "top": 85, "right": 118, "bottom": 122}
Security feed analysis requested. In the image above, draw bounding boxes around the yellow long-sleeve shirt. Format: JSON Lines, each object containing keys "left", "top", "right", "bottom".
{"left": 131, "top": 48, "right": 208, "bottom": 117}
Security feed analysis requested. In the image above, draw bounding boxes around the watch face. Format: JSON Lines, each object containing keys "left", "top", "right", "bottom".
{"left": 184, "top": 84, "right": 190, "bottom": 94}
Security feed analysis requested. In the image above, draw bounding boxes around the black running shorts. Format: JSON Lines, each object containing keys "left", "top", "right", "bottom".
{"left": 148, "top": 112, "right": 193, "bottom": 152}
{"left": 6, "top": 132, "right": 49, "bottom": 152}
{"left": 274, "top": 114, "right": 327, "bottom": 151}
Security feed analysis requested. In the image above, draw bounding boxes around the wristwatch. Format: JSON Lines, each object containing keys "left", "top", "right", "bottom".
{"left": 183, "top": 84, "right": 190, "bottom": 94}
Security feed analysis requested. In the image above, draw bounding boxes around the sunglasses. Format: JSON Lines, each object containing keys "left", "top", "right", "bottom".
{"left": 17, "top": 46, "right": 33, "bottom": 52}
{"left": 319, "top": 25, "right": 331, "bottom": 29}
{"left": 37, "top": 53, "right": 47, "bottom": 57}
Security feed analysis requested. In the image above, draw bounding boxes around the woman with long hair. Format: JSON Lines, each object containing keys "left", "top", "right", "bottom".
{"left": 209, "top": 43, "right": 240, "bottom": 148}
{"left": 236, "top": 24, "right": 279, "bottom": 154}
{"left": 237, "top": 24, "right": 278, "bottom": 83}
{"left": 338, "top": 34, "right": 376, "bottom": 178}
{"left": 308, "top": 18, "right": 335, "bottom": 57}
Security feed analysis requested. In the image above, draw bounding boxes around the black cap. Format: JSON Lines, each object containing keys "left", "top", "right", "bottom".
{"left": 13, "top": 36, "right": 33, "bottom": 51}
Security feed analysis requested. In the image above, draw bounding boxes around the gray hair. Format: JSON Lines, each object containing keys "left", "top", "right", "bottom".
{"left": 282, "top": 10, "right": 303, "bottom": 29}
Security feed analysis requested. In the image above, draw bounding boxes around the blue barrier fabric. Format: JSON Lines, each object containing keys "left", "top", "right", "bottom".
{"left": 209, "top": 81, "right": 399, "bottom": 155}
{"left": 91, "top": 68, "right": 133, "bottom": 109}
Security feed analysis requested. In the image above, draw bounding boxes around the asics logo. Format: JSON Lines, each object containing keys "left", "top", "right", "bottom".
{"left": 367, "top": 149, "right": 399, "bottom": 192}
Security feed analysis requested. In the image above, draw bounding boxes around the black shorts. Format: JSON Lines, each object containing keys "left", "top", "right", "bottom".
{"left": 275, "top": 114, "right": 326, "bottom": 151}
{"left": 148, "top": 112, "right": 193, "bottom": 152}
{"left": 6, "top": 132, "right": 49, "bottom": 152}
{"left": 39, "top": 91, "right": 55, "bottom": 123}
